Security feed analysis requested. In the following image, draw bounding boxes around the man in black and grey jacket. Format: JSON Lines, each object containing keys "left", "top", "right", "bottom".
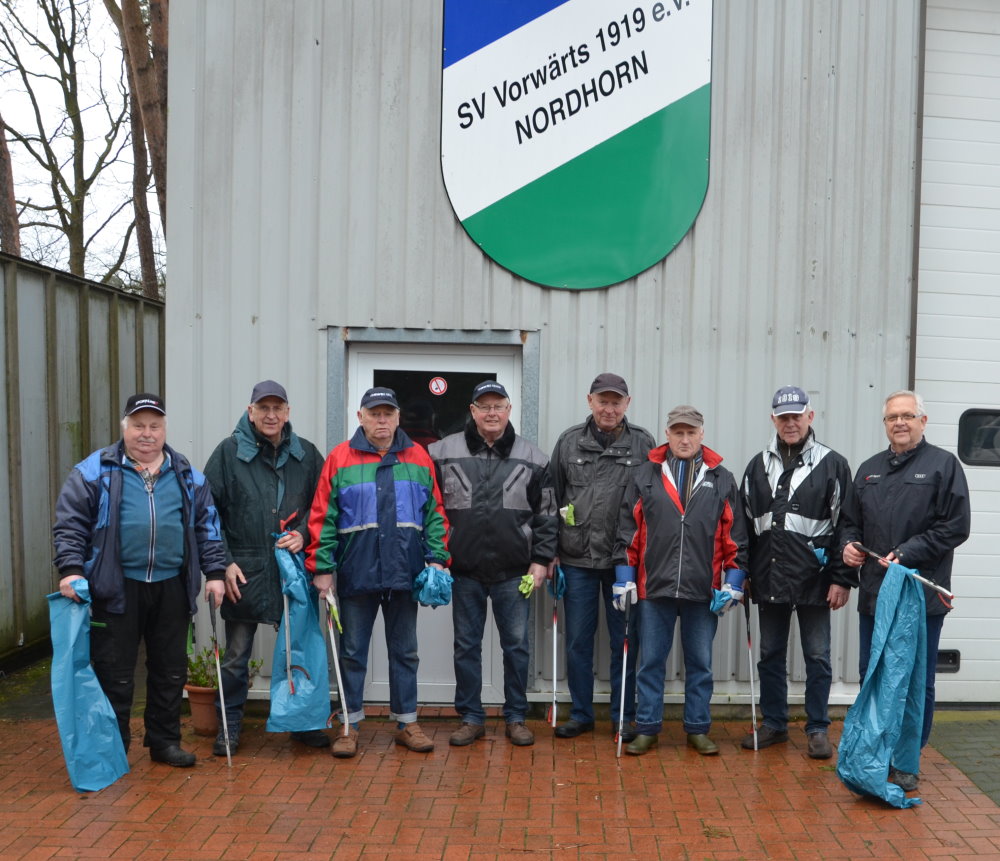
{"left": 740, "top": 386, "right": 855, "bottom": 759}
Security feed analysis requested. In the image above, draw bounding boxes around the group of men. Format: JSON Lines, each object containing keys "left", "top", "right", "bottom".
{"left": 52, "top": 376, "right": 969, "bottom": 793}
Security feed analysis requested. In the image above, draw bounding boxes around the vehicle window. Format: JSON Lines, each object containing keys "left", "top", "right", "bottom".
{"left": 958, "top": 409, "right": 1000, "bottom": 467}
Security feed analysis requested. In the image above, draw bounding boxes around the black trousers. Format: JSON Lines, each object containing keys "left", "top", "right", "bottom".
{"left": 90, "top": 575, "right": 189, "bottom": 751}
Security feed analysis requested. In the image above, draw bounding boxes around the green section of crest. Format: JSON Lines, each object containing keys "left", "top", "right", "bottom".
{"left": 462, "top": 84, "right": 711, "bottom": 290}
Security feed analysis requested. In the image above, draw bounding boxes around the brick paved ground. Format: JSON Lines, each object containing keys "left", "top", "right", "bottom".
{"left": 2, "top": 707, "right": 999, "bottom": 861}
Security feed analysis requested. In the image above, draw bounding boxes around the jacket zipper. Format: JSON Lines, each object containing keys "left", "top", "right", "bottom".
{"left": 145, "top": 479, "right": 156, "bottom": 582}
{"left": 674, "top": 478, "right": 705, "bottom": 598}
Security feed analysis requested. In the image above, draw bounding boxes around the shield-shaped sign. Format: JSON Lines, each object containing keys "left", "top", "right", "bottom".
{"left": 441, "top": 0, "right": 713, "bottom": 290}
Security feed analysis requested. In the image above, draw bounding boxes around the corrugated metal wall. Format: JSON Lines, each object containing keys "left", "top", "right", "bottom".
{"left": 168, "top": 1, "right": 923, "bottom": 702}
{"left": 0, "top": 254, "right": 164, "bottom": 662}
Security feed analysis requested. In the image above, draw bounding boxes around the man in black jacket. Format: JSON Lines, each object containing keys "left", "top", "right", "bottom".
{"left": 204, "top": 380, "right": 325, "bottom": 755}
{"left": 840, "top": 390, "right": 970, "bottom": 791}
{"left": 740, "top": 386, "right": 854, "bottom": 759}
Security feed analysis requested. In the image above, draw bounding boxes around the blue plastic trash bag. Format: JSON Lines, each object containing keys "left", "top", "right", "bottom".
{"left": 48, "top": 580, "right": 129, "bottom": 792}
{"left": 412, "top": 565, "right": 453, "bottom": 608}
{"left": 548, "top": 565, "right": 566, "bottom": 601}
{"left": 837, "top": 562, "right": 926, "bottom": 809}
{"left": 267, "top": 541, "right": 331, "bottom": 733}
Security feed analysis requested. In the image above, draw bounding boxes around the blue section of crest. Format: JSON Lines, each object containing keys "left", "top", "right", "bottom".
{"left": 443, "top": 0, "right": 572, "bottom": 68}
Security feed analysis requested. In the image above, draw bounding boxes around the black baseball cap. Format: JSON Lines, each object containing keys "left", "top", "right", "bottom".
{"left": 590, "top": 373, "right": 629, "bottom": 397}
{"left": 360, "top": 387, "right": 400, "bottom": 410}
{"left": 124, "top": 393, "right": 166, "bottom": 416}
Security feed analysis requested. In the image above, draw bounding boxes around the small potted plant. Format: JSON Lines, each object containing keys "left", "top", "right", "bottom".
{"left": 185, "top": 646, "right": 261, "bottom": 736}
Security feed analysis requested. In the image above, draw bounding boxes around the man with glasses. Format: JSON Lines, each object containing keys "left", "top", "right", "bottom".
{"left": 740, "top": 386, "right": 854, "bottom": 759}
{"left": 430, "top": 380, "right": 558, "bottom": 747}
{"left": 840, "top": 389, "right": 970, "bottom": 791}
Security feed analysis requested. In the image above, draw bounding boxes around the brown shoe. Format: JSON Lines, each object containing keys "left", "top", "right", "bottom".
{"left": 449, "top": 722, "right": 486, "bottom": 746}
{"left": 395, "top": 723, "right": 434, "bottom": 752}
{"left": 505, "top": 722, "right": 534, "bottom": 746}
{"left": 807, "top": 731, "right": 833, "bottom": 759}
{"left": 331, "top": 727, "right": 358, "bottom": 758}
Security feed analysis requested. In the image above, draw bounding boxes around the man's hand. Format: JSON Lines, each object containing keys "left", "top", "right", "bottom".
{"left": 312, "top": 573, "right": 334, "bottom": 599}
{"left": 529, "top": 562, "right": 547, "bottom": 590}
{"left": 881, "top": 550, "right": 897, "bottom": 569}
{"left": 842, "top": 543, "right": 866, "bottom": 568}
{"left": 275, "top": 529, "right": 304, "bottom": 554}
{"left": 205, "top": 579, "right": 225, "bottom": 606}
{"left": 827, "top": 584, "right": 850, "bottom": 610}
{"left": 59, "top": 574, "right": 84, "bottom": 602}
{"left": 224, "top": 562, "right": 246, "bottom": 602}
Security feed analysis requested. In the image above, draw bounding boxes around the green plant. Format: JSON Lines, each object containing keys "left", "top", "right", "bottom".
{"left": 185, "top": 647, "right": 262, "bottom": 688}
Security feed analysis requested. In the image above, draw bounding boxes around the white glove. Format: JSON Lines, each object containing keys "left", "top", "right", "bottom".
{"left": 612, "top": 581, "right": 637, "bottom": 612}
{"left": 720, "top": 583, "right": 743, "bottom": 612}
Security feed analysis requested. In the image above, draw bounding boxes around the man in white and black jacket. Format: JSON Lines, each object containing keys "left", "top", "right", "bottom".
{"left": 741, "top": 386, "right": 854, "bottom": 760}
{"left": 840, "top": 389, "right": 970, "bottom": 792}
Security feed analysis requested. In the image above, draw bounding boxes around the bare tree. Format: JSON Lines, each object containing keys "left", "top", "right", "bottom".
{"left": 0, "top": 0, "right": 140, "bottom": 282}
{"left": 0, "top": 110, "right": 20, "bottom": 255}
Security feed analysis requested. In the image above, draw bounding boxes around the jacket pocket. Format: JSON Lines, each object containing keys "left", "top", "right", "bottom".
{"left": 503, "top": 465, "right": 530, "bottom": 510}
{"left": 442, "top": 464, "right": 472, "bottom": 510}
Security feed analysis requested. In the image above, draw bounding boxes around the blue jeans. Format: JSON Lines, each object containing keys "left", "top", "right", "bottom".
{"left": 216, "top": 619, "right": 259, "bottom": 729}
{"left": 756, "top": 602, "right": 832, "bottom": 735}
{"left": 339, "top": 590, "right": 420, "bottom": 724}
{"left": 561, "top": 564, "right": 639, "bottom": 725}
{"left": 452, "top": 575, "right": 530, "bottom": 725}
{"left": 636, "top": 598, "right": 718, "bottom": 736}
{"left": 859, "top": 611, "right": 944, "bottom": 748}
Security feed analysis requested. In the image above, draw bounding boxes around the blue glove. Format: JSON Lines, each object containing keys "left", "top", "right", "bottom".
{"left": 711, "top": 569, "right": 746, "bottom": 615}
{"left": 548, "top": 564, "right": 566, "bottom": 600}
{"left": 810, "top": 542, "right": 829, "bottom": 566}
{"left": 612, "top": 565, "right": 637, "bottom": 612}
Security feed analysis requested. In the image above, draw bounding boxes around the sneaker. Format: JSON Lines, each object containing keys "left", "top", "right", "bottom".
{"left": 625, "top": 734, "right": 658, "bottom": 755}
{"left": 291, "top": 729, "right": 331, "bottom": 748}
{"left": 395, "top": 723, "right": 434, "bottom": 752}
{"left": 449, "top": 722, "right": 486, "bottom": 747}
{"left": 687, "top": 733, "right": 719, "bottom": 756}
{"left": 889, "top": 767, "right": 919, "bottom": 792}
{"left": 505, "top": 722, "right": 534, "bottom": 746}
{"left": 807, "top": 731, "right": 833, "bottom": 759}
{"left": 331, "top": 727, "right": 359, "bottom": 758}
{"left": 554, "top": 719, "right": 594, "bottom": 739}
{"left": 741, "top": 725, "right": 789, "bottom": 750}
{"left": 212, "top": 725, "right": 240, "bottom": 757}
{"left": 150, "top": 745, "right": 196, "bottom": 767}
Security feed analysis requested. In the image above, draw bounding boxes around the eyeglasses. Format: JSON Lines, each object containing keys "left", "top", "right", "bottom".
{"left": 471, "top": 402, "right": 509, "bottom": 414}
{"left": 882, "top": 413, "right": 922, "bottom": 424}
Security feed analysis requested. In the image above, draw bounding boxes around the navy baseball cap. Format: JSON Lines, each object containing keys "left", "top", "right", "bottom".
{"left": 772, "top": 386, "right": 810, "bottom": 415}
{"left": 471, "top": 380, "right": 509, "bottom": 401}
{"left": 250, "top": 380, "right": 288, "bottom": 403}
{"left": 360, "top": 387, "right": 400, "bottom": 410}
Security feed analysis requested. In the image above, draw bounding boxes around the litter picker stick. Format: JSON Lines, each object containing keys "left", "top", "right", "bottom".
{"left": 549, "top": 592, "right": 558, "bottom": 728}
{"left": 283, "top": 592, "right": 296, "bottom": 695}
{"left": 615, "top": 591, "right": 633, "bottom": 759}
{"left": 851, "top": 542, "right": 955, "bottom": 600}
{"left": 744, "top": 598, "right": 758, "bottom": 751}
{"left": 209, "top": 595, "right": 232, "bottom": 768}
{"left": 324, "top": 593, "right": 350, "bottom": 737}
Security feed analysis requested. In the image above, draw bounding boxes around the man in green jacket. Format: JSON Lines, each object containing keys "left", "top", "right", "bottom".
{"left": 204, "top": 380, "right": 325, "bottom": 755}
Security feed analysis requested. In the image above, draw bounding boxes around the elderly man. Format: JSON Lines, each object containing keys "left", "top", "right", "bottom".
{"left": 429, "top": 380, "right": 558, "bottom": 747}
{"left": 550, "top": 373, "right": 654, "bottom": 741}
{"left": 52, "top": 393, "right": 227, "bottom": 767}
{"left": 740, "top": 386, "right": 854, "bottom": 759}
{"left": 840, "top": 390, "right": 970, "bottom": 791}
{"left": 306, "top": 387, "right": 449, "bottom": 758}
{"left": 616, "top": 405, "right": 748, "bottom": 756}
{"left": 204, "top": 380, "right": 325, "bottom": 756}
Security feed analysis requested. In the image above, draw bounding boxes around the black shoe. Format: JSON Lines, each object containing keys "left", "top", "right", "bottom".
{"left": 213, "top": 726, "right": 240, "bottom": 757}
{"left": 150, "top": 745, "right": 196, "bottom": 767}
{"left": 554, "top": 719, "right": 595, "bottom": 739}
{"left": 889, "top": 767, "right": 919, "bottom": 792}
{"left": 291, "top": 729, "right": 331, "bottom": 748}
{"left": 741, "top": 725, "right": 789, "bottom": 750}
{"left": 806, "top": 731, "right": 833, "bottom": 759}
{"left": 613, "top": 721, "right": 638, "bottom": 743}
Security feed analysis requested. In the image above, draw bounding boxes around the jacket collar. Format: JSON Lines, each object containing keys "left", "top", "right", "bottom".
{"left": 349, "top": 425, "right": 413, "bottom": 455}
{"left": 765, "top": 428, "right": 816, "bottom": 464}
{"left": 234, "top": 411, "right": 303, "bottom": 465}
{"left": 464, "top": 418, "right": 516, "bottom": 457}
{"left": 649, "top": 442, "right": 723, "bottom": 469}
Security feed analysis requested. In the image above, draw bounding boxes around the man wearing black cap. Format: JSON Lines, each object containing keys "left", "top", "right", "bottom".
{"left": 740, "top": 386, "right": 854, "bottom": 759}
{"left": 53, "top": 393, "right": 227, "bottom": 767}
{"left": 306, "top": 387, "right": 450, "bottom": 758}
{"left": 549, "top": 373, "right": 654, "bottom": 741}
{"left": 204, "top": 380, "right": 326, "bottom": 755}
{"left": 429, "top": 380, "right": 558, "bottom": 747}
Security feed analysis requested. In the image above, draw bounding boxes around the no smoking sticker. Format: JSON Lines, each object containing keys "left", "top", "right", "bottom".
{"left": 429, "top": 377, "right": 448, "bottom": 396}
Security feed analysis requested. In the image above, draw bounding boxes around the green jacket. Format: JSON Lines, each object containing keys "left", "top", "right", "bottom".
{"left": 204, "top": 412, "right": 324, "bottom": 625}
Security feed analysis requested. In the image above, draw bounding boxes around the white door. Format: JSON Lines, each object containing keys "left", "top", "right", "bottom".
{"left": 349, "top": 342, "right": 522, "bottom": 705}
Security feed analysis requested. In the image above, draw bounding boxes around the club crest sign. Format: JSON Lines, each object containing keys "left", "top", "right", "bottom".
{"left": 441, "top": 0, "right": 712, "bottom": 290}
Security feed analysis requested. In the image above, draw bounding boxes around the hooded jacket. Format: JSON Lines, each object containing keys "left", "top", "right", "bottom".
{"left": 429, "top": 420, "right": 558, "bottom": 583}
{"left": 204, "top": 412, "right": 325, "bottom": 625}
{"left": 837, "top": 439, "right": 970, "bottom": 616}
{"left": 305, "top": 426, "right": 449, "bottom": 598}
{"left": 52, "top": 440, "right": 227, "bottom": 614}
{"left": 617, "top": 443, "right": 748, "bottom": 602}
{"left": 741, "top": 430, "right": 855, "bottom": 606}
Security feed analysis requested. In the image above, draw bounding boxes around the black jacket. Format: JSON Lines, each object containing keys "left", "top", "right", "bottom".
{"left": 204, "top": 413, "right": 324, "bottom": 625}
{"left": 741, "top": 431, "right": 855, "bottom": 606}
{"left": 429, "top": 420, "right": 558, "bottom": 583}
{"left": 837, "top": 439, "right": 970, "bottom": 616}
